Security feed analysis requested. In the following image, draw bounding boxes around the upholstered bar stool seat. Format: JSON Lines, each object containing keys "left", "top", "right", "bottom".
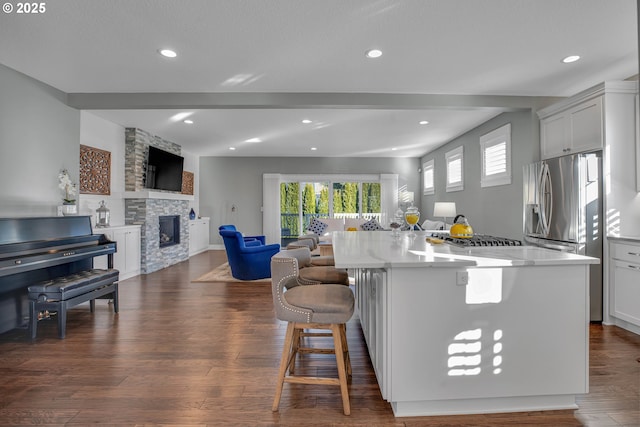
{"left": 276, "top": 247, "right": 348, "bottom": 286}
{"left": 309, "top": 255, "right": 336, "bottom": 266}
{"left": 290, "top": 239, "right": 336, "bottom": 265}
{"left": 286, "top": 239, "right": 315, "bottom": 251}
{"left": 295, "top": 234, "right": 319, "bottom": 249}
{"left": 271, "top": 254, "right": 355, "bottom": 415}
{"left": 299, "top": 265, "right": 349, "bottom": 285}
{"left": 283, "top": 284, "right": 354, "bottom": 323}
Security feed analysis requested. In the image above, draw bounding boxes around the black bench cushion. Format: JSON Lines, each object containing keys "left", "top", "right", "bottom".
{"left": 28, "top": 269, "right": 119, "bottom": 301}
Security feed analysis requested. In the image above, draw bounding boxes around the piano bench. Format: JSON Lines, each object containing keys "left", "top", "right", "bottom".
{"left": 27, "top": 269, "right": 120, "bottom": 339}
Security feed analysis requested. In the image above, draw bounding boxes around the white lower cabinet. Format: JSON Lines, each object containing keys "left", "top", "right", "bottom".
{"left": 189, "top": 218, "right": 210, "bottom": 256}
{"left": 354, "top": 268, "right": 388, "bottom": 399}
{"left": 609, "top": 240, "right": 640, "bottom": 334}
{"left": 94, "top": 225, "right": 141, "bottom": 280}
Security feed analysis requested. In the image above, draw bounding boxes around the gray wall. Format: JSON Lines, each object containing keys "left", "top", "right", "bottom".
{"left": 199, "top": 156, "right": 420, "bottom": 244}
{"left": 0, "top": 64, "right": 81, "bottom": 217}
{"left": 420, "top": 110, "right": 539, "bottom": 240}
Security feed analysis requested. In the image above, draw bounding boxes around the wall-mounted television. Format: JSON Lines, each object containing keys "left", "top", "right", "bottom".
{"left": 145, "top": 146, "right": 184, "bottom": 192}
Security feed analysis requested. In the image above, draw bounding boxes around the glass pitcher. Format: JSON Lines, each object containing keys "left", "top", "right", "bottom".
{"left": 404, "top": 205, "right": 420, "bottom": 232}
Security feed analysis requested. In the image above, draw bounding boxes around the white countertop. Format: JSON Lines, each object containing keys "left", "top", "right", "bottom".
{"left": 332, "top": 230, "right": 599, "bottom": 269}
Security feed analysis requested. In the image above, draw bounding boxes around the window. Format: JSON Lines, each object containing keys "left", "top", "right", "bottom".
{"left": 445, "top": 146, "right": 464, "bottom": 192}
{"left": 279, "top": 178, "right": 381, "bottom": 240}
{"left": 480, "top": 123, "right": 511, "bottom": 187}
{"left": 423, "top": 159, "right": 434, "bottom": 195}
{"left": 265, "top": 173, "right": 398, "bottom": 245}
{"left": 361, "top": 182, "right": 382, "bottom": 217}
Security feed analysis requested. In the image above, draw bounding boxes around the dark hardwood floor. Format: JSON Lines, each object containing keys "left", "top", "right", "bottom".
{"left": 0, "top": 250, "right": 638, "bottom": 426}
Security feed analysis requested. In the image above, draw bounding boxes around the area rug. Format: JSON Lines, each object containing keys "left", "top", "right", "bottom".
{"left": 192, "top": 262, "right": 271, "bottom": 284}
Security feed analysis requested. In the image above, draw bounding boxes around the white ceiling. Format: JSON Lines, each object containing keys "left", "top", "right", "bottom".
{"left": 0, "top": 0, "right": 637, "bottom": 157}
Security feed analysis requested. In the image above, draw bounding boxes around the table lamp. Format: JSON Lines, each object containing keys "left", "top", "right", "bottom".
{"left": 433, "top": 202, "right": 456, "bottom": 226}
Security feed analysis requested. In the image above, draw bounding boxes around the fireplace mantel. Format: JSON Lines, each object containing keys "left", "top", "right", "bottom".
{"left": 124, "top": 190, "right": 194, "bottom": 201}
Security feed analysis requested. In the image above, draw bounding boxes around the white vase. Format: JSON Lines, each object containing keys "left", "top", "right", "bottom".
{"left": 61, "top": 204, "right": 78, "bottom": 216}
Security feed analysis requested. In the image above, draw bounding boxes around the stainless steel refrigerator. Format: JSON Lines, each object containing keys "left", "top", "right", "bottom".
{"left": 523, "top": 151, "right": 603, "bottom": 321}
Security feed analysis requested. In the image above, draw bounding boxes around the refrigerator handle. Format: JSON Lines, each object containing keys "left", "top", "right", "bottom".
{"left": 537, "top": 163, "right": 549, "bottom": 235}
{"left": 543, "top": 164, "right": 553, "bottom": 235}
{"left": 534, "top": 165, "right": 544, "bottom": 234}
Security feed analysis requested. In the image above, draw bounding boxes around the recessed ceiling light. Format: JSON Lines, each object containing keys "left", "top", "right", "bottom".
{"left": 562, "top": 55, "right": 580, "bottom": 63}
{"left": 419, "top": 120, "right": 429, "bottom": 125}
{"left": 159, "top": 49, "right": 177, "bottom": 58}
{"left": 170, "top": 112, "right": 191, "bottom": 122}
{"left": 183, "top": 119, "right": 193, "bottom": 124}
{"left": 302, "top": 119, "right": 312, "bottom": 124}
{"left": 391, "top": 147, "right": 398, "bottom": 151}
{"left": 229, "top": 147, "right": 236, "bottom": 151}
{"left": 310, "top": 147, "right": 318, "bottom": 151}
{"left": 365, "top": 49, "right": 382, "bottom": 59}
{"left": 245, "top": 138, "right": 262, "bottom": 143}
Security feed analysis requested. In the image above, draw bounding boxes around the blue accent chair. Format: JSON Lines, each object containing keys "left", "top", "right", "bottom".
{"left": 218, "top": 225, "right": 264, "bottom": 247}
{"left": 219, "top": 229, "right": 280, "bottom": 280}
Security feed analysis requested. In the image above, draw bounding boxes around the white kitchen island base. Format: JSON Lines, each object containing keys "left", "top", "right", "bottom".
{"left": 334, "top": 231, "right": 596, "bottom": 417}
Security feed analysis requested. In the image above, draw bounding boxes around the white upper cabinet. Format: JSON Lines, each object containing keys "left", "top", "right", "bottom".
{"left": 540, "top": 113, "right": 568, "bottom": 159}
{"left": 569, "top": 96, "right": 603, "bottom": 153}
{"left": 539, "top": 94, "right": 603, "bottom": 159}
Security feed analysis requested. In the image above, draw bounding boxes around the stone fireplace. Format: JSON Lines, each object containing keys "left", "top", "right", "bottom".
{"left": 123, "top": 128, "right": 192, "bottom": 274}
{"left": 125, "top": 198, "right": 189, "bottom": 274}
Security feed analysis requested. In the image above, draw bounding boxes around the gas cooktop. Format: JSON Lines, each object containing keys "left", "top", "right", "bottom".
{"left": 430, "top": 233, "right": 523, "bottom": 247}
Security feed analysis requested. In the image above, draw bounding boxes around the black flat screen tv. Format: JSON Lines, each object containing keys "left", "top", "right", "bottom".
{"left": 145, "top": 146, "right": 184, "bottom": 192}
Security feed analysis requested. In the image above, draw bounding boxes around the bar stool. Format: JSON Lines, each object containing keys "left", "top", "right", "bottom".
{"left": 288, "top": 236, "right": 337, "bottom": 265}
{"left": 296, "top": 233, "right": 320, "bottom": 248}
{"left": 276, "top": 247, "right": 349, "bottom": 286}
{"left": 271, "top": 254, "right": 354, "bottom": 415}
{"left": 271, "top": 247, "right": 351, "bottom": 367}
{"left": 272, "top": 248, "right": 352, "bottom": 380}
{"left": 286, "top": 239, "right": 315, "bottom": 251}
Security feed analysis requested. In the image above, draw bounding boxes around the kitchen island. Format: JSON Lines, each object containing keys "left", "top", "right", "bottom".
{"left": 332, "top": 230, "right": 599, "bottom": 417}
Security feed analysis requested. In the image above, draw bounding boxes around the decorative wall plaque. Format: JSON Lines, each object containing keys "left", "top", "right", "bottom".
{"left": 79, "top": 144, "right": 111, "bottom": 195}
{"left": 182, "top": 171, "right": 194, "bottom": 195}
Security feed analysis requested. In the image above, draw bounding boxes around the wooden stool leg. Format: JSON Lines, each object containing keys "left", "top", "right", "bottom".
{"left": 288, "top": 327, "right": 302, "bottom": 374}
{"left": 340, "top": 323, "right": 352, "bottom": 377}
{"left": 332, "top": 323, "right": 351, "bottom": 415}
{"left": 273, "top": 322, "right": 295, "bottom": 412}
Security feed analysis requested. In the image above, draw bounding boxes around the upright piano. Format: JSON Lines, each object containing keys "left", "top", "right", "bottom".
{"left": 0, "top": 216, "right": 117, "bottom": 335}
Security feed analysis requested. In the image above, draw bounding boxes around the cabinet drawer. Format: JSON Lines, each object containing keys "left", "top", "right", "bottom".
{"left": 611, "top": 260, "right": 640, "bottom": 325}
{"left": 611, "top": 242, "right": 640, "bottom": 264}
